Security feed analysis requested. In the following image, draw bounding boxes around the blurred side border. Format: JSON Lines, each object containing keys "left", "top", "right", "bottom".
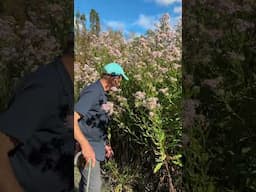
{"left": 182, "top": 0, "right": 256, "bottom": 191}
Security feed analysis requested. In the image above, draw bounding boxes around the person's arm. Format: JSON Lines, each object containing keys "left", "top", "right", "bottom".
{"left": 74, "top": 87, "right": 100, "bottom": 167}
{"left": 0, "top": 75, "right": 58, "bottom": 191}
{"left": 0, "top": 132, "right": 23, "bottom": 192}
{"left": 74, "top": 111, "right": 96, "bottom": 167}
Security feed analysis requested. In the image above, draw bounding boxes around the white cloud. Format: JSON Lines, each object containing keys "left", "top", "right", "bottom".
{"left": 153, "top": 0, "right": 181, "bottom": 6}
{"left": 105, "top": 21, "right": 125, "bottom": 31}
{"left": 135, "top": 14, "right": 159, "bottom": 30}
{"left": 173, "top": 6, "right": 182, "bottom": 14}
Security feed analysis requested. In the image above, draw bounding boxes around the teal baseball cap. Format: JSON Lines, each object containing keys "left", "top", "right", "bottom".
{"left": 103, "top": 62, "right": 129, "bottom": 80}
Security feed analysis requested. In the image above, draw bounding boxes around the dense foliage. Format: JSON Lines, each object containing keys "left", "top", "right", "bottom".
{"left": 0, "top": 0, "right": 73, "bottom": 111}
{"left": 75, "top": 12, "right": 182, "bottom": 192}
{"left": 183, "top": 0, "right": 256, "bottom": 191}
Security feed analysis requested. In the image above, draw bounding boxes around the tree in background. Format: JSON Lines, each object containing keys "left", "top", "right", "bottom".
{"left": 90, "top": 9, "right": 100, "bottom": 36}
{"left": 75, "top": 11, "right": 86, "bottom": 32}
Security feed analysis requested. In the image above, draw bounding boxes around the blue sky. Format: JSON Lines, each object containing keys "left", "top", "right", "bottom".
{"left": 75, "top": 0, "right": 182, "bottom": 36}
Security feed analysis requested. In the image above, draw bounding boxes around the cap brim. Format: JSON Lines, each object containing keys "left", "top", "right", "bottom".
{"left": 122, "top": 73, "right": 129, "bottom": 80}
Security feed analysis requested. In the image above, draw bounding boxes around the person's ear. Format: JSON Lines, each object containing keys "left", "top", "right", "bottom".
{"left": 112, "top": 77, "right": 118, "bottom": 85}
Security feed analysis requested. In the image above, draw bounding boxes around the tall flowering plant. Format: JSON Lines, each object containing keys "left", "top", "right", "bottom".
{"left": 183, "top": 0, "right": 256, "bottom": 191}
{"left": 75, "top": 13, "right": 182, "bottom": 191}
{"left": 0, "top": 1, "right": 73, "bottom": 111}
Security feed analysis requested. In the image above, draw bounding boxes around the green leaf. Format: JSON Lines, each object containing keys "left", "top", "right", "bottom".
{"left": 207, "top": 182, "right": 216, "bottom": 192}
{"left": 114, "top": 184, "right": 123, "bottom": 192}
{"left": 172, "top": 160, "right": 183, "bottom": 167}
{"left": 173, "top": 154, "right": 182, "bottom": 160}
{"left": 241, "top": 147, "right": 251, "bottom": 154}
{"left": 154, "top": 162, "right": 163, "bottom": 173}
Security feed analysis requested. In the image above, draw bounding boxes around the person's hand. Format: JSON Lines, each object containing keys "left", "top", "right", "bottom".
{"left": 105, "top": 144, "right": 114, "bottom": 159}
{"left": 81, "top": 144, "right": 96, "bottom": 167}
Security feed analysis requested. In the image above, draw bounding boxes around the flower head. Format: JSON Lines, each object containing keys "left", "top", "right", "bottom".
{"left": 134, "top": 91, "right": 146, "bottom": 101}
{"left": 101, "top": 102, "right": 114, "bottom": 115}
